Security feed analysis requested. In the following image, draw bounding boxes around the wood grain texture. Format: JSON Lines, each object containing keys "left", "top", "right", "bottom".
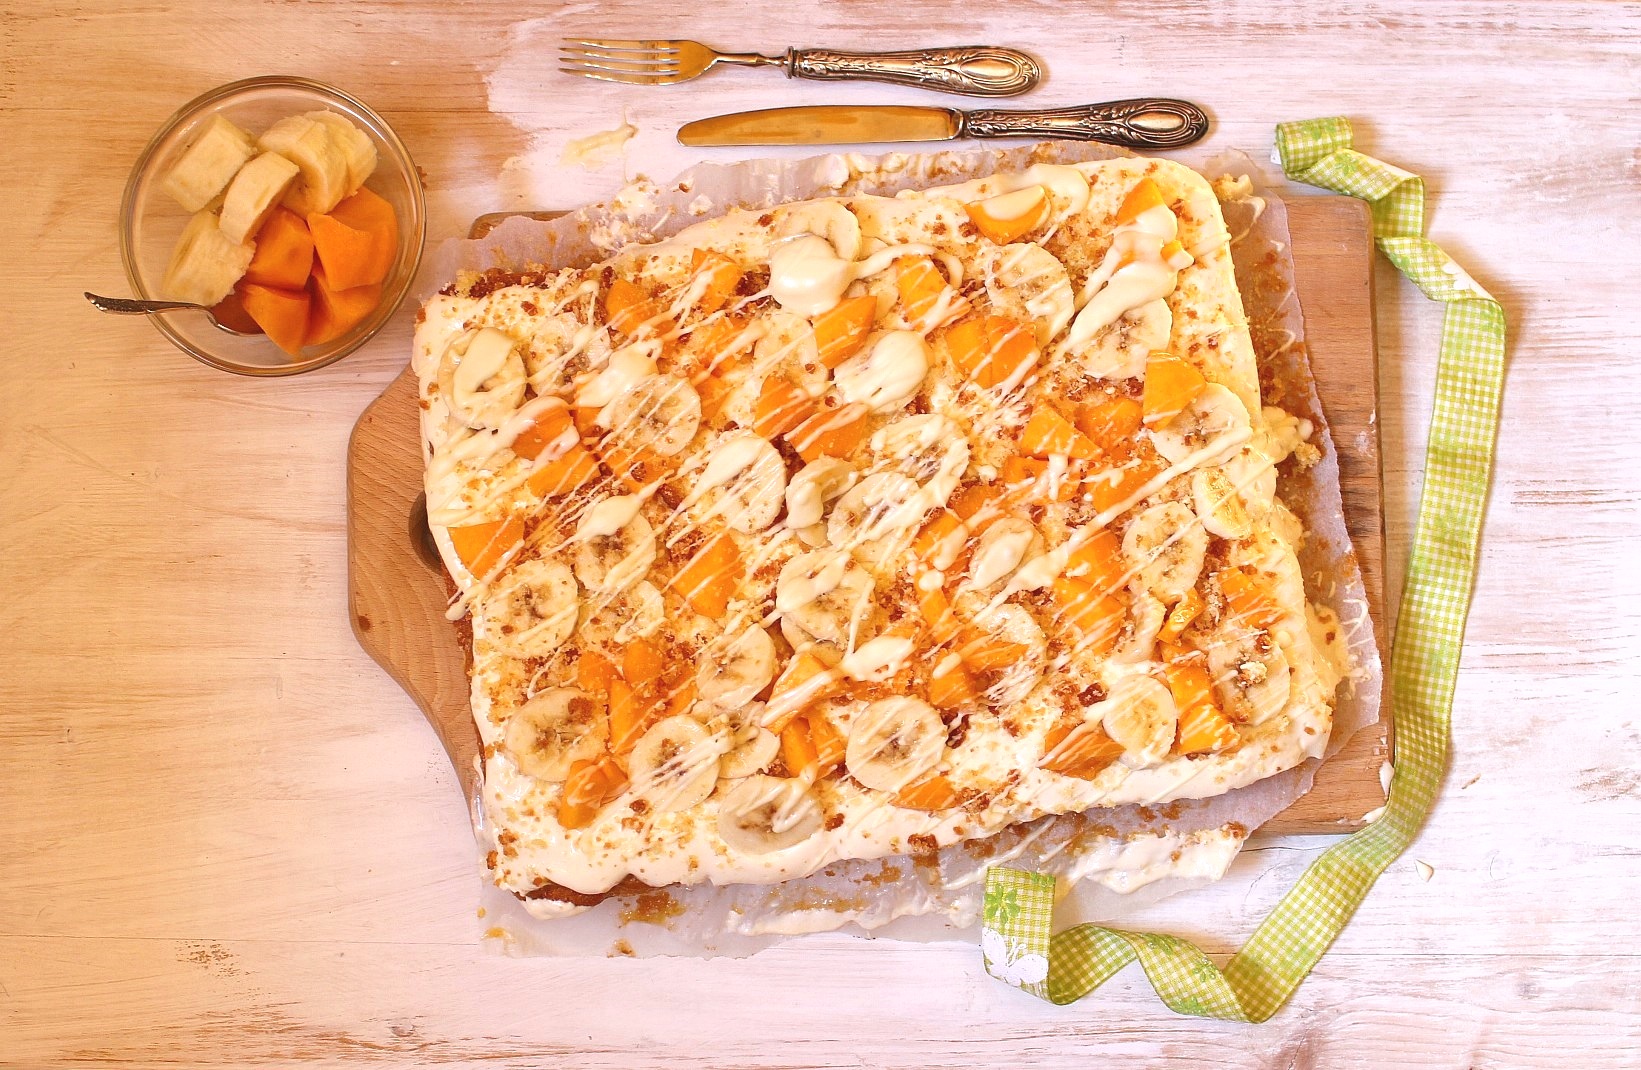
{"left": 4, "top": 1, "right": 1640, "bottom": 1066}
{"left": 347, "top": 198, "right": 1385, "bottom": 834}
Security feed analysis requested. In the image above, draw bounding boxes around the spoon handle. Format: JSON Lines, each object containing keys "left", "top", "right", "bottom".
{"left": 84, "top": 292, "right": 209, "bottom": 316}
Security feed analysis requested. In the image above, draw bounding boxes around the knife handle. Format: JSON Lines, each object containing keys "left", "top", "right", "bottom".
{"left": 961, "top": 99, "right": 1210, "bottom": 149}
{"left": 786, "top": 46, "right": 1040, "bottom": 97}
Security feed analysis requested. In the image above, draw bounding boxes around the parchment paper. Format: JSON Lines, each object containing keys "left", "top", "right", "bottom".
{"left": 420, "top": 144, "right": 1382, "bottom": 957}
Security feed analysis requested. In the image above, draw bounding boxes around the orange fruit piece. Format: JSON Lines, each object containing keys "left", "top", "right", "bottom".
{"left": 786, "top": 402, "right": 868, "bottom": 463}
{"left": 927, "top": 657, "right": 976, "bottom": 709}
{"left": 1089, "top": 443, "right": 1168, "bottom": 514}
{"left": 754, "top": 376, "right": 815, "bottom": 439}
{"left": 1052, "top": 577, "right": 1126, "bottom": 656}
{"left": 1218, "top": 567, "right": 1285, "bottom": 631}
{"left": 510, "top": 405, "right": 576, "bottom": 461}
{"left": 960, "top": 633, "right": 1029, "bottom": 674}
{"left": 1021, "top": 404, "right": 1100, "bottom": 460}
{"left": 964, "top": 185, "right": 1050, "bottom": 245}
{"left": 781, "top": 713, "right": 844, "bottom": 779}
{"left": 1074, "top": 395, "right": 1144, "bottom": 455}
{"left": 813, "top": 294, "right": 877, "bottom": 368}
{"left": 690, "top": 248, "right": 741, "bottom": 313}
{"left": 765, "top": 649, "right": 839, "bottom": 734}
{"left": 604, "top": 277, "right": 661, "bottom": 339}
{"left": 447, "top": 516, "right": 523, "bottom": 579}
{"left": 238, "top": 282, "right": 310, "bottom": 356}
{"left": 894, "top": 773, "right": 962, "bottom": 810}
{"left": 1158, "top": 588, "right": 1206, "bottom": 644}
{"left": 1116, "top": 177, "right": 1167, "bottom": 226}
{"left": 526, "top": 443, "right": 600, "bottom": 498}
{"left": 1039, "top": 720, "right": 1125, "bottom": 778}
{"left": 307, "top": 211, "right": 379, "bottom": 292}
{"left": 243, "top": 207, "right": 314, "bottom": 290}
{"left": 327, "top": 188, "right": 398, "bottom": 287}
{"left": 1165, "top": 661, "right": 1238, "bottom": 755}
{"left": 576, "top": 651, "right": 616, "bottom": 697}
{"left": 1142, "top": 351, "right": 1207, "bottom": 428}
{"left": 945, "top": 314, "right": 1037, "bottom": 389}
{"left": 1063, "top": 529, "right": 1127, "bottom": 592}
{"left": 305, "top": 261, "right": 381, "bottom": 346}
{"left": 670, "top": 532, "right": 740, "bottom": 618}
{"left": 557, "top": 756, "right": 628, "bottom": 830}
{"left": 895, "top": 255, "right": 948, "bottom": 326}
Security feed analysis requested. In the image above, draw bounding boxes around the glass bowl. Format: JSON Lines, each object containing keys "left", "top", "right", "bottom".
{"left": 119, "top": 75, "right": 426, "bottom": 376}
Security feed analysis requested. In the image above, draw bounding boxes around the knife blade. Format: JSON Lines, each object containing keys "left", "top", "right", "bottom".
{"left": 678, "top": 99, "right": 1209, "bottom": 150}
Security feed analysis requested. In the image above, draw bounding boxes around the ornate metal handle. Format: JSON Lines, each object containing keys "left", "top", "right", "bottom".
{"left": 787, "top": 46, "right": 1040, "bottom": 97}
{"left": 960, "top": 98, "right": 1210, "bottom": 148}
{"left": 84, "top": 292, "right": 207, "bottom": 315}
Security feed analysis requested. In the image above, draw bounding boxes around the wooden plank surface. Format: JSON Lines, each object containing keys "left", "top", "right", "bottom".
{"left": 349, "top": 197, "right": 1385, "bottom": 835}
{"left": 4, "top": 1, "right": 1640, "bottom": 1067}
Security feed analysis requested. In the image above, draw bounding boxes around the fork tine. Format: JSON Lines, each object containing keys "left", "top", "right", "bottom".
{"left": 561, "top": 37, "right": 680, "bottom": 54}
{"left": 558, "top": 48, "right": 681, "bottom": 70}
{"left": 558, "top": 66, "right": 685, "bottom": 86}
{"left": 559, "top": 56, "right": 683, "bottom": 76}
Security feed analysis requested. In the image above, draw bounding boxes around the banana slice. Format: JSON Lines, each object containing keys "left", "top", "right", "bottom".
{"left": 258, "top": 114, "right": 351, "bottom": 216}
{"left": 628, "top": 715, "right": 723, "bottom": 813}
{"left": 502, "top": 688, "right": 607, "bottom": 782}
{"left": 697, "top": 625, "right": 778, "bottom": 709}
{"left": 599, "top": 374, "right": 702, "bottom": 456}
{"left": 1122, "top": 501, "right": 1209, "bottom": 602}
{"left": 833, "top": 331, "right": 929, "bottom": 413}
{"left": 969, "top": 603, "right": 1047, "bottom": 705}
{"left": 683, "top": 431, "right": 787, "bottom": 533}
{"left": 161, "top": 114, "right": 256, "bottom": 213}
{"left": 717, "top": 775, "right": 825, "bottom": 854}
{"left": 574, "top": 502, "right": 657, "bottom": 594}
{"left": 1223, "top": 442, "right": 1279, "bottom": 520}
{"left": 774, "top": 199, "right": 863, "bottom": 263}
{"left": 1207, "top": 628, "right": 1292, "bottom": 725}
{"left": 1076, "top": 299, "right": 1171, "bottom": 381}
{"left": 873, "top": 413, "right": 970, "bottom": 508}
{"left": 1193, "top": 466, "right": 1255, "bottom": 540}
{"left": 437, "top": 327, "right": 527, "bottom": 430}
{"left": 574, "top": 344, "right": 656, "bottom": 409}
{"left": 785, "top": 457, "right": 858, "bottom": 530}
{"left": 305, "top": 111, "right": 378, "bottom": 193}
{"left": 525, "top": 312, "right": 606, "bottom": 396}
{"left": 160, "top": 211, "right": 255, "bottom": 307}
{"left": 1107, "top": 585, "right": 1166, "bottom": 664}
{"left": 963, "top": 518, "right": 1044, "bottom": 590}
{"left": 983, "top": 243, "right": 1075, "bottom": 346}
{"left": 577, "top": 579, "right": 664, "bottom": 646}
{"left": 218, "top": 151, "right": 300, "bottom": 245}
{"left": 719, "top": 728, "right": 781, "bottom": 779}
{"left": 828, "top": 472, "right": 928, "bottom": 566}
{"left": 1150, "top": 384, "right": 1252, "bottom": 466}
{"left": 776, "top": 548, "right": 875, "bottom": 646}
{"left": 482, "top": 558, "right": 579, "bottom": 658}
{"left": 846, "top": 697, "right": 947, "bottom": 792}
{"left": 1096, "top": 675, "right": 1179, "bottom": 769}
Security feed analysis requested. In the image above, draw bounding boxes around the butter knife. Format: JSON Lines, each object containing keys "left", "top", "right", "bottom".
{"left": 678, "top": 99, "right": 1209, "bottom": 150}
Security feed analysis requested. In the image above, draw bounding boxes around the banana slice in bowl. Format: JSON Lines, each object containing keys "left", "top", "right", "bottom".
{"left": 502, "top": 688, "right": 607, "bottom": 783}
{"left": 717, "top": 775, "right": 825, "bottom": 855}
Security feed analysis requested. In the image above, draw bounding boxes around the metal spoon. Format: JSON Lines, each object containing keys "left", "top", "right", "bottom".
{"left": 84, "top": 292, "right": 262, "bottom": 336}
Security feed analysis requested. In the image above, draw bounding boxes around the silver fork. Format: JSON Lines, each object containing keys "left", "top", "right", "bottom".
{"left": 559, "top": 39, "right": 1040, "bottom": 97}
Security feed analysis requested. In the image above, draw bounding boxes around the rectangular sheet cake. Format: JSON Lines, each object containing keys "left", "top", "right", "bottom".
{"left": 411, "top": 157, "right": 1343, "bottom": 918}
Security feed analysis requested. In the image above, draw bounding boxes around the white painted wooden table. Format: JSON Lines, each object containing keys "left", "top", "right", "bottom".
{"left": 3, "top": 2, "right": 1639, "bottom": 1065}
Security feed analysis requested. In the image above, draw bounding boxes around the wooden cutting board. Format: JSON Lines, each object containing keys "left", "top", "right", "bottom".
{"left": 348, "top": 196, "right": 1389, "bottom": 835}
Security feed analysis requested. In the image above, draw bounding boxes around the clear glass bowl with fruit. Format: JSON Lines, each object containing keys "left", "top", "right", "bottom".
{"left": 119, "top": 75, "right": 426, "bottom": 376}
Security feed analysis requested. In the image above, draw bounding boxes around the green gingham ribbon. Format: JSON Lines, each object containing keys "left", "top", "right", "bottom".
{"left": 981, "top": 117, "right": 1507, "bottom": 1020}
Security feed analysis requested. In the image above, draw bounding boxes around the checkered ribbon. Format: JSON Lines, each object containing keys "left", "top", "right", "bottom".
{"left": 981, "top": 117, "right": 1506, "bottom": 1020}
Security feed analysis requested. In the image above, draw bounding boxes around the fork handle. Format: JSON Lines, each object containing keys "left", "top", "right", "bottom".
{"left": 787, "top": 46, "right": 1040, "bottom": 97}
{"left": 960, "top": 99, "right": 1210, "bottom": 149}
